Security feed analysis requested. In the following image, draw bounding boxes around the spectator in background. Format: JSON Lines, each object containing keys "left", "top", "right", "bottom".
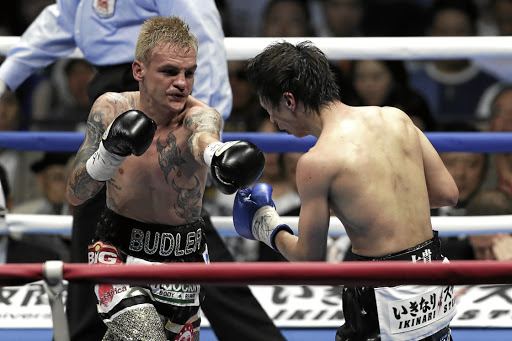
{"left": 30, "top": 58, "right": 96, "bottom": 132}
{"left": 434, "top": 121, "right": 488, "bottom": 216}
{"left": 432, "top": 121, "right": 491, "bottom": 260}
{"left": 478, "top": 85, "right": 512, "bottom": 197}
{"left": 409, "top": 0, "right": 499, "bottom": 125}
{"left": 13, "top": 152, "right": 74, "bottom": 216}
{"left": 261, "top": 0, "right": 316, "bottom": 37}
{"left": 466, "top": 188, "right": 512, "bottom": 261}
{"left": 316, "top": 0, "right": 365, "bottom": 37}
{"left": 11, "top": 152, "right": 73, "bottom": 262}
{"left": 490, "top": 0, "right": 512, "bottom": 35}
{"left": 348, "top": 59, "right": 438, "bottom": 131}
{"left": 442, "top": 188, "right": 512, "bottom": 260}
{"left": 222, "top": 60, "right": 265, "bottom": 133}
{"left": 0, "top": 164, "right": 63, "bottom": 263}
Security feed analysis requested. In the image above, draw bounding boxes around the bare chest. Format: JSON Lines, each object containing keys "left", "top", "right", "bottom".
{"left": 117, "top": 127, "right": 201, "bottom": 189}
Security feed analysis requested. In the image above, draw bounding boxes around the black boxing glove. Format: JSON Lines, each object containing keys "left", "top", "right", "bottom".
{"left": 204, "top": 140, "right": 265, "bottom": 195}
{"left": 86, "top": 110, "right": 156, "bottom": 181}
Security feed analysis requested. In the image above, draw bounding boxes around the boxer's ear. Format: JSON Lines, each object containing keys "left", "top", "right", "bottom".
{"left": 283, "top": 92, "right": 295, "bottom": 111}
{"left": 132, "top": 60, "right": 144, "bottom": 82}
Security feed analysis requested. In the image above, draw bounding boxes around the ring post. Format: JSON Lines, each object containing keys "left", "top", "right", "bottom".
{"left": 43, "top": 260, "right": 69, "bottom": 341}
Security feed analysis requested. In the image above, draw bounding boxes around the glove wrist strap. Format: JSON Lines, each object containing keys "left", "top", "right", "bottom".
{"left": 204, "top": 141, "right": 241, "bottom": 167}
{"left": 203, "top": 141, "right": 224, "bottom": 167}
{"left": 252, "top": 206, "right": 294, "bottom": 251}
{"left": 86, "top": 142, "right": 126, "bottom": 181}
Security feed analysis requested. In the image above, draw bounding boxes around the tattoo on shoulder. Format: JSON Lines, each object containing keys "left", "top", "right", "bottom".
{"left": 171, "top": 176, "right": 202, "bottom": 223}
{"left": 185, "top": 108, "right": 223, "bottom": 134}
{"left": 157, "top": 132, "right": 187, "bottom": 183}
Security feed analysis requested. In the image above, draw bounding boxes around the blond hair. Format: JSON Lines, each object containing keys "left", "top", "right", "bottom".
{"left": 135, "top": 16, "right": 199, "bottom": 64}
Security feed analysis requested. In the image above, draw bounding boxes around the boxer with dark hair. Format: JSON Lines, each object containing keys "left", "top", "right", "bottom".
{"left": 234, "top": 40, "right": 459, "bottom": 341}
{"left": 67, "top": 16, "right": 264, "bottom": 340}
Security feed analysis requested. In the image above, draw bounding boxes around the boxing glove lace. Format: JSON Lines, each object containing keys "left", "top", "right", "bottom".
{"left": 86, "top": 110, "right": 156, "bottom": 181}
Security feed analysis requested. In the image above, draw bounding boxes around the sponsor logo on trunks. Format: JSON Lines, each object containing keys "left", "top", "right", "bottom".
{"left": 98, "top": 285, "right": 127, "bottom": 307}
{"left": 128, "top": 228, "right": 202, "bottom": 257}
{"left": 174, "top": 322, "right": 194, "bottom": 341}
{"left": 411, "top": 248, "right": 432, "bottom": 263}
{"left": 388, "top": 285, "right": 455, "bottom": 334}
{"left": 150, "top": 284, "right": 200, "bottom": 306}
{"left": 88, "top": 241, "right": 121, "bottom": 265}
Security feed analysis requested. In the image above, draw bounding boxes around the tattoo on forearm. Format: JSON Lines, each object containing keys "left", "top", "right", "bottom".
{"left": 69, "top": 167, "right": 103, "bottom": 201}
{"left": 73, "top": 112, "right": 104, "bottom": 168}
{"left": 70, "top": 108, "right": 107, "bottom": 201}
{"left": 157, "top": 132, "right": 186, "bottom": 183}
{"left": 171, "top": 177, "right": 202, "bottom": 223}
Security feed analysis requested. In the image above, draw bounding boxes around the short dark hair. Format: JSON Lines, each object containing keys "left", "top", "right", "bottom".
{"left": 245, "top": 41, "right": 340, "bottom": 115}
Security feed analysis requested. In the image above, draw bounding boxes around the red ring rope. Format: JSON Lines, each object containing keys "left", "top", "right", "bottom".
{"left": 0, "top": 261, "right": 510, "bottom": 286}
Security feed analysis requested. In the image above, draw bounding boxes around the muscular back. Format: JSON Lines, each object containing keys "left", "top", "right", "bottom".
{"left": 314, "top": 106, "right": 434, "bottom": 257}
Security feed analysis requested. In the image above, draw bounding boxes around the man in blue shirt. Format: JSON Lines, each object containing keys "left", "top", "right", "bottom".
{"left": 0, "top": 1, "right": 284, "bottom": 340}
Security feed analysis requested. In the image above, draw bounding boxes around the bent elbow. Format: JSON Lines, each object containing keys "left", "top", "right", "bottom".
{"left": 446, "top": 184, "right": 459, "bottom": 207}
{"left": 430, "top": 185, "right": 459, "bottom": 208}
{"left": 66, "top": 187, "right": 84, "bottom": 207}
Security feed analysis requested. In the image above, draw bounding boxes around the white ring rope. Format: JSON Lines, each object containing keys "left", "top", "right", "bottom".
{"left": 2, "top": 36, "right": 512, "bottom": 60}
{"left": 1, "top": 36, "right": 511, "bottom": 236}
{"left": 4, "top": 214, "right": 512, "bottom": 237}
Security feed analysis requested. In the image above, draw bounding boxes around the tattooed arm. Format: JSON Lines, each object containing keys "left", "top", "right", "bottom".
{"left": 66, "top": 93, "right": 122, "bottom": 206}
{"left": 185, "top": 107, "right": 223, "bottom": 165}
{"left": 185, "top": 105, "right": 265, "bottom": 195}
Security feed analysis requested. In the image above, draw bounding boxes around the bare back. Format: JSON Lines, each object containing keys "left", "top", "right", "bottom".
{"left": 303, "top": 106, "right": 434, "bottom": 257}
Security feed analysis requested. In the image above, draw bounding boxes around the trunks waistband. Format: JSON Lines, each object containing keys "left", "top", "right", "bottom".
{"left": 353, "top": 230, "right": 442, "bottom": 262}
{"left": 95, "top": 208, "right": 206, "bottom": 262}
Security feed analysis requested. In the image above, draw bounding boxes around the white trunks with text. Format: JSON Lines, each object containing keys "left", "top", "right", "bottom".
{"left": 375, "top": 284, "right": 456, "bottom": 341}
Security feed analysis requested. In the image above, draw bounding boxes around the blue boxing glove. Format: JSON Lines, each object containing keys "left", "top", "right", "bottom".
{"left": 233, "top": 183, "right": 294, "bottom": 251}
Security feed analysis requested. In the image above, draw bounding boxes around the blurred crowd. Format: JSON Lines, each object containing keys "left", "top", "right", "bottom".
{"left": 1, "top": 0, "right": 512, "bottom": 264}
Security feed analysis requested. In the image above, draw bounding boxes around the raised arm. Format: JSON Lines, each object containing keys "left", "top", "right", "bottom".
{"left": 0, "top": 3, "right": 78, "bottom": 91}
{"left": 66, "top": 93, "right": 155, "bottom": 206}
{"left": 417, "top": 128, "right": 459, "bottom": 208}
{"left": 185, "top": 107, "right": 224, "bottom": 164}
{"left": 66, "top": 98, "right": 110, "bottom": 206}
{"left": 185, "top": 107, "right": 265, "bottom": 194}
